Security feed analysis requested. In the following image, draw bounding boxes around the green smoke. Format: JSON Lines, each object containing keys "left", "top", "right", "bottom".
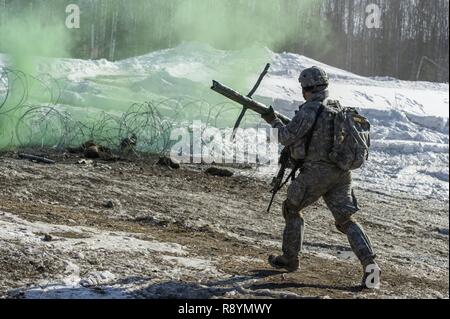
{"left": 1, "top": 0, "right": 330, "bottom": 63}
{"left": 0, "top": 5, "right": 70, "bottom": 74}
{"left": 111, "top": 0, "right": 330, "bottom": 58}
{"left": 0, "top": 0, "right": 331, "bottom": 150}
{"left": 0, "top": 3, "right": 72, "bottom": 148}
{"left": 172, "top": 0, "right": 316, "bottom": 50}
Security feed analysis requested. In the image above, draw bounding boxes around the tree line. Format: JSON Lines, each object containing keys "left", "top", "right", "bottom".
{"left": 0, "top": 0, "right": 448, "bottom": 82}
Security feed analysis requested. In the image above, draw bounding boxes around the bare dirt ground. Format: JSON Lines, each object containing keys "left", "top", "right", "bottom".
{"left": 0, "top": 150, "right": 448, "bottom": 299}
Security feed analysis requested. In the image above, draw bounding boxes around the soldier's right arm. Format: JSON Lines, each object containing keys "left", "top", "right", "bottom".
{"left": 269, "top": 103, "right": 318, "bottom": 147}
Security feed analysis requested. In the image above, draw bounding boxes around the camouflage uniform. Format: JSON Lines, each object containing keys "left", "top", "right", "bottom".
{"left": 268, "top": 68, "right": 377, "bottom": 277}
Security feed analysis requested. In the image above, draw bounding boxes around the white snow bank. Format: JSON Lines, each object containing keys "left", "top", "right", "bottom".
{"left": 1, "top": 43, "right": 448, "bottom": 117}
{"left": 0, "top": 43, "right": 448, "bottom": 200}
{"left": 265, "top": 51, "right": 449, "bottom": 119}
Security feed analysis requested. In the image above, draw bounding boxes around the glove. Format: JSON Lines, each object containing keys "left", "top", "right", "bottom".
{"left": 261, "top": 106, "right": 277, "bottom": 124}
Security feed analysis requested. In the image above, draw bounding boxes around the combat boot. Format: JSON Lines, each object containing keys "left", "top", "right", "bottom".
{"left": 268, "top": 255, "right": 299, "bottom": 272}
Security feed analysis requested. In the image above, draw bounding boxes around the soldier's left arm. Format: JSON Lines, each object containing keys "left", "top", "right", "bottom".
{"left": 269, "top": 102, "right": 319, "bottom": 147}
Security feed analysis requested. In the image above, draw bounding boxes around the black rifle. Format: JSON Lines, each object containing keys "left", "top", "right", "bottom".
{"left": 267, "top": 148, "right": 296, "bottom": 213}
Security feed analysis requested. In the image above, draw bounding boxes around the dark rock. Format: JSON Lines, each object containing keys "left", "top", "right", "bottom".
{"left": 36, "top": 266, "right": 46, "bottom": 273}
{"left": 42, "top": 234, "right": 53, "bottom": 242}
{"left": 157, "top": 156, "right": 180, "bottom": 169}
{"left": 205, "top": 167, "right": 234, "bottom": 177}
{"left": 103, "top": 200, "right": 114, "bottom": 209}
{"left": 84, "top": 145, "right": 100, "bottom": 159}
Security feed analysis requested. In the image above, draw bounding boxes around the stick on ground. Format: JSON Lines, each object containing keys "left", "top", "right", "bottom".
{"left": 18, "top": 153, "right": 56, "bottom": 165}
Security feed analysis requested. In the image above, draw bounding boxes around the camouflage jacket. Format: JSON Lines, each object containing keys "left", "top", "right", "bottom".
{"left": 270, "top": 90, "right": 337, "bottom": 164}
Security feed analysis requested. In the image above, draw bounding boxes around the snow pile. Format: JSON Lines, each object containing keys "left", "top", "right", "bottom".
{"left": 0, "top": 43, "right": 448, "bottom": 200}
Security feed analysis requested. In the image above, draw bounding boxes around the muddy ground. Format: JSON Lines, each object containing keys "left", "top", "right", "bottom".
{"left": 0, "top": 150, "right": 448, "bottom": 299}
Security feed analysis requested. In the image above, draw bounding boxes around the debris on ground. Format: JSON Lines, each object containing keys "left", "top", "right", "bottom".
{"left": 157, "top": 156, "right": 180, "bottom": 169}
{"left": 77, "top": 159, "right": 94, "bottom": 165}
{"left": 205, "top": 167, "right": 234, "bottom": 177}
{"left": 84, "top": 145, "right": 100, "bottom": 159}
{"left": 103, "top": 200, "right": 115, "bottom": 209}
{"left": 67, "top": 140, "right": 117, "bottom": 161}
{"left": 42, "top": 234, "right": 53, "bottom": 242}
{"left": 18, "top": 153, "right": 55, "bottom": 165}
{"left": 120, "top": 134, "right": 138, "bottom": 155}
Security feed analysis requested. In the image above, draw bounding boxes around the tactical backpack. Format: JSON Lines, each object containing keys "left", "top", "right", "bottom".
{"left": 327, "top": 100, "right": 371, "bottom": 171}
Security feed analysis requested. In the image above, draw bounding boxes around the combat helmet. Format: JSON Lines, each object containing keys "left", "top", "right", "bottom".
{"left": 299, "top": 66, "right": 329, "bottom": 91}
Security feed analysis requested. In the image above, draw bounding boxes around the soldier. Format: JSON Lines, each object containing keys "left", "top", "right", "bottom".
{"left": 261, "top": 66, "right": 380, "bottom": 289}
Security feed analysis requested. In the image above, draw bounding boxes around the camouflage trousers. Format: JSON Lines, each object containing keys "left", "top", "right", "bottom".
{"left": 282, "top": 162, "right": 376, "bottom": 267}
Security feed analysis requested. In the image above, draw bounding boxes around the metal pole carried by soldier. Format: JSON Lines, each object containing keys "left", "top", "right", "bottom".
{"left": 261, "top": 66, "right": 381, "bottom": 289}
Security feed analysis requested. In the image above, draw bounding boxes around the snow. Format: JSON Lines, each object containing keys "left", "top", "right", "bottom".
{"left": 0, "top": 211, "right": 186, "bottom": 255}
{"left": 0, "top": 211, "right": 224, "bottom": 299}
{"left": 266, "top": 51, "right": 449, "bottom": 117}
{"left": 0, "top": 42, "right": 448, "bottom": 200}
{"left": 162, "top": 256, "right": 214, "bottom": 271}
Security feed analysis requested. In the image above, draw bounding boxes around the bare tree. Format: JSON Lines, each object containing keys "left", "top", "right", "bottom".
{"left": 1, "top": 0, "right": 448, "bottom": 81}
